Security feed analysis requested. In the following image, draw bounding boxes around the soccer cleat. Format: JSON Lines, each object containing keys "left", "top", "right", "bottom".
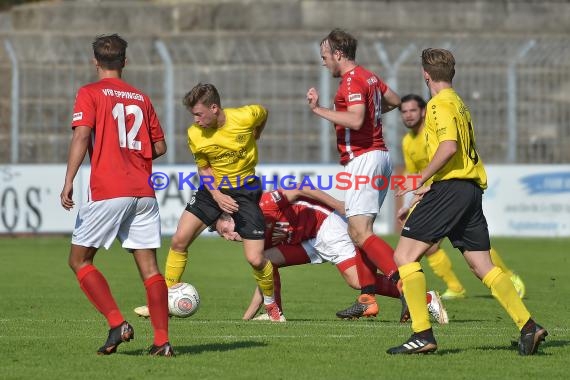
{"left": 134, "top": 305, "right": 150, "bottom": 318}
{"left": 387, "top": 331, "right": 438, "bottom": 355}
{"left": 426, "top": 291, "right": 449, "bottom": 324}
{"left": 441, "top": 288, "right": 466, "bottom": 300}
{"left": 251, "top": 313, "right": 270, "bottom": 321}
{"left": 264, "top": 302, "right": 286, "bottom": 322}
{"left": 149, "top": 342, "right": 175, "bottom": 357}
{"left": 518, "top": 323, "right": 548, "bottom": 355}
{"left": 336, "top": 294, "right": 379, "bottom": 320}
{"left": 97, "top": 321, "right": 134, "bottom": 355}
{"left": 511, "top": 273, "right": 526, "bottom": 299}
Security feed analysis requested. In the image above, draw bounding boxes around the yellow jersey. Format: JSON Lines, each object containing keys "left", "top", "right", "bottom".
{"left": 402, "top": 129, "right": 429, "bottom": 175}
{"left": 424, "top": 88, "right": 487, "bottom": 189}
{"left": 187, "top": 105, "right": 267, "bottom": 188}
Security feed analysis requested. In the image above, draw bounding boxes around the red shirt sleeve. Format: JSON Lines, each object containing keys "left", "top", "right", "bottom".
{"left": 71, "top": 87, "right": 96, "bottom": 129}
{"left": 145, "top": 97, "right": 165, "bottom": 142}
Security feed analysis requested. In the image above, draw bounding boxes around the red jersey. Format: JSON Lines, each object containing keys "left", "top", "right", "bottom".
{"left": 334, "top": 65, "right": 388, "bottom": 165}
{"left": 259, "top": 190, "right": 333, "bottom": 249}
{"left": 71, "top": 78, "right": 164, "bottom": 201}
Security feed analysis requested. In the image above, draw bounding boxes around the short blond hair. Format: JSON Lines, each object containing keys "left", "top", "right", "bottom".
{"left": 422, "top": 48, "right": 455, "bottom": 83}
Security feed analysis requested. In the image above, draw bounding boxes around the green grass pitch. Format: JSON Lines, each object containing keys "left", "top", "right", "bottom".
{"left": 1, "top": 236, "right": 568, "bottom": 379}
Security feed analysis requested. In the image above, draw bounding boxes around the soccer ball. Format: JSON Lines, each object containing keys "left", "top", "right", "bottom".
{"left": 168, "top": 282, "right": 200, "bottom": 318}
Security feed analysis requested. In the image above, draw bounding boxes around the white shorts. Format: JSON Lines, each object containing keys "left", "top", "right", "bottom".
{"left": 344, "top": 150, "right": 392, "bottom": 218}
{"left": 72, "top": 197, "right": 161, "bottom": 250}
{"left": 301, "top": 212, "right": 355, "bottom": 266}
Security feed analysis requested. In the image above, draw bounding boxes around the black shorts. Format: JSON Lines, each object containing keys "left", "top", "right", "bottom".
{"left": 185, "top": 177, "right": 265, "bottom": 240}
{"left": 402, "top": 179, "right": 491, "bottom": 252}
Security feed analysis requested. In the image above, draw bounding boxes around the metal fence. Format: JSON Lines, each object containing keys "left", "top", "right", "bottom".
{"left": 1, "top": 34, "right": 569, "bottom": 166}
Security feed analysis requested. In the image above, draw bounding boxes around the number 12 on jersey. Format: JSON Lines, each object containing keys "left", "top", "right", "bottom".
{"left": 112, "top": 102, "right": 143, "bottom": 150}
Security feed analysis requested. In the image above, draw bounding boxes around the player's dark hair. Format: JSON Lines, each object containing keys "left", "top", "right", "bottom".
{"left": 400, "top": 94, "right": 427, "bottom": 110}
{"left": 321, "top": 28, "right": 357, "bottom": 61}
{"left": 422, "top": 48, "right": 455, "bottom": 83}
{"left": 208, "top": 212, "right": 232, "bottom": 233}
{"left": 92, "top": 34, "right": 127, "bottom": 70}
{"left": 183, "top": 83, "right": 222, "bottom": 109}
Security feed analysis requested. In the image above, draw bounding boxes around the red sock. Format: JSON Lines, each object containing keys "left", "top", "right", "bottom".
{"left": 76, "top": 265, "right": 123, "bottom": 328}
{"left": 145, "top": 274, "right": 169, "bottom": 346}
{"left": 354, "top": 247, "right": 376, "bottom": 291}
{"left": 375, "top": 274, "right": 401, "bottom": 299}
{"left": 272, "top": 265, "right": 282, "bottom": 311}
{"left": 360, "top": 235, "right": 398, "bottom": 278}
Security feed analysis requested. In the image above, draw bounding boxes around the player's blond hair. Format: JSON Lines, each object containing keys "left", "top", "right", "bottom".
{"left": 422, "top": 48, "right": 455, "bottom": 83}
{"left": 183, "top": 83, "right": 221, "bottom": 109}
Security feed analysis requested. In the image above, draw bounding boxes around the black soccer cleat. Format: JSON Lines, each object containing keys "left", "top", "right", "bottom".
{"left": 149, "top": 342, "right": 175, "bottom": 357}
{"left": 97, "top": 321, "right": 134, "bottom": 355}
{"left": 518, "top": 323, "right": 548, "bottom": 356}
{"left": 387, "top": 332, "right": 437, "bottom": 355}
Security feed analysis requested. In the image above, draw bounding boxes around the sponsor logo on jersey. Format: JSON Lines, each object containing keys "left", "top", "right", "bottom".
{"left": 73, "top": 112, "right": 83, "bottom": 121}
{"left": 270, "top": 191, "right": 282, "bottom": 203}
{"left": 348, "top": 93, "right": 362, "bottom": 102}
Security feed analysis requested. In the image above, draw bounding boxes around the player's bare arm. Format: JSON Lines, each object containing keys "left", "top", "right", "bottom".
{"left": 307, "top": 87, "right": 366, "bottom": 130}
{"left": 198, "top": 165, "right": 239, "bottom": 213}
{"left": 282, "top": 187, "right": 345, "bottom": 215}
{"left": 60, "top": 125, "right": 90, "bottom": 210}
{"left": 152, "top": 139, "right": 167, "bottom": 159}
{"left": 381, "top": 88, "right": 402, "bottom": 113}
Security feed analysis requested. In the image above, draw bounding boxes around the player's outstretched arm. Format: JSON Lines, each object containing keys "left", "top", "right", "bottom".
{"left": 242, "top": 286, "right": 263, "bottom": 320}
{"left": 282, "top": 187, "right": 345, "bottom": 215}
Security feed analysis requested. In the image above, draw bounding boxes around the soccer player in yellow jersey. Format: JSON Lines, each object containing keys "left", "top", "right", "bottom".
{"left": 137, "top": 83, "right": 284, "bottom": 322}
{"left": 387, "top": 49, "right": 547, "bottom": 355}
{"left": 398, "top": 94, "right": 526, "bottom": 300}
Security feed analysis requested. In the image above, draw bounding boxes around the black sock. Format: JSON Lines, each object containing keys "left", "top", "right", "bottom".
{"left": 521, "top": 318, "right": 536, "bottom": 334}
{"left": 389, "top": 271, "right": 400, "bottom": 285}
{"left": 361, "top": 285, "right": 375, "bottom": 295}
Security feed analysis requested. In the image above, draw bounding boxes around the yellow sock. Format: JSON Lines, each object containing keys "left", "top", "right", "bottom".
{"left": 482, "top": 267, "right": 530, "bottom": 330}
{"left": 252, "top": 260, "right": 274, "bottom": 304}
{"left": 490, "top": 248, "right": 513, "bottom": 276}
{"left": 399, "top": 262, "right": 431, "bottom": 333}
{"left": 427, "top": 249, "right": 465, "bottom": 293}
{"left": 164, "top": 249, "right": 188, "bottom": 288}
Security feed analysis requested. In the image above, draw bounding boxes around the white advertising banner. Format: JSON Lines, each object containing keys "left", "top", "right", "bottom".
{"left": 0, "top": 165, "right": 85, "bottom": 233}
{"left": 1, "top": 164, "right": 569, "bottom": 237}
{"left": 483, "top": 165, "right": 570, "bottom": 237}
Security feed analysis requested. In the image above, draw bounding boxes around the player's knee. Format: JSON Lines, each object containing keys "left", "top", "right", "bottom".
{"left": 248, "top": 256, "right": 266, "bottom": 269}
{"left": 170, "top": 233, "right": 189, "bottom": 252}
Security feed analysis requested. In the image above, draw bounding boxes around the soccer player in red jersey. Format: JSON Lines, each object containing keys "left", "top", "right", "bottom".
{"left": 212, "top": 189, "right": 448, "bottom": 325}
{"left": 60, "top": 34, "right": 173, "bottom": 356}
{"left": 306, "top": 29, "right": 404, "bottom": 317}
